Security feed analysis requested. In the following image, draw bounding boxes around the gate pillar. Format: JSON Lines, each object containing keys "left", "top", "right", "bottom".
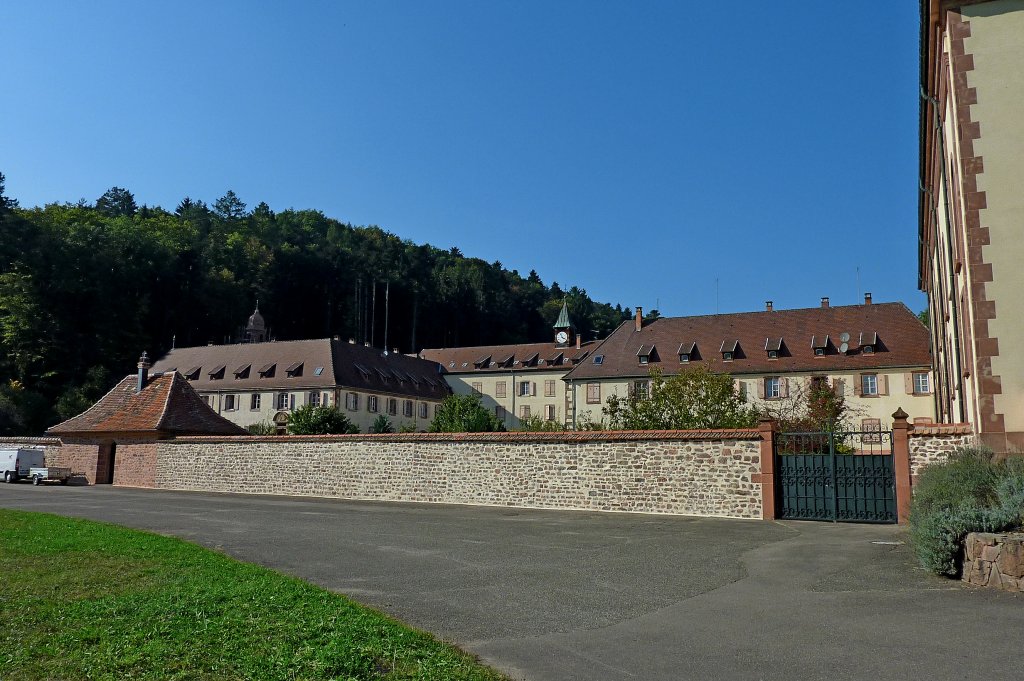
{"left": 892, "top": 408, "right": 912, "bottom": 524}
{"left": 758, "top": 418, "right": 778, "bottom": 520}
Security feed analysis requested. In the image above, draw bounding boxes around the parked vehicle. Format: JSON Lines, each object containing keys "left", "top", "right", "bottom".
{"left": 26, "top": 466, "right": 72, "bottom": 485}
{"left": 1, "top": 448, "right": 45, "bottom": 483}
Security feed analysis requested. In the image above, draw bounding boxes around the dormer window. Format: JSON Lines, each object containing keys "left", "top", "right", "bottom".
{"left": 353, "top": 363, "right": 370, "bottom": 380}
{"left": 184, "top": 366, "right": 201, "bottom": 381}
{"left": 375, "top": 367, "right": 390, "bottom": 383}
{"left": 258, "top": 363, "right": 276, "bottom": 378}
{"left": 721, "top": 340, "right": 739, "bottom": 362}
{"left": 636, "top": 344, "right": 657, "bottom": 365}
{"left": 521, "top": 352, "right": 539, "bottom": 367}
{"left": 811, "top": 335, "right": 829, "bottom": 357}
{"left": 208, "top": 365, "right": 226, "bottom": 380}
{"left": 765, "top": 338, "right": 783, "bottom": 360}
{"left": 473, "top": 355, "right": 491, "bottom": 369}
{"left": 285, "top": 362, "right": 303, "bottom": 378}
{"left": 677, "top": 341, "right": 697, "bottom": 364}
{"left": 860, "top": 331, "right": 878, "bottom": 354}
{"left": 498, "top": 354, "right": 515, "bottom": 368}
{"left": 234, "top": 364, "right": 251, "bottom": 379}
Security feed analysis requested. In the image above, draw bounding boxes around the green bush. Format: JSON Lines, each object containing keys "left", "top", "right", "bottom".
{"left": 246, "top": 421, "right": 277, "bottom": 435}
{"left": 909, "top": 447, "right": 1024, "bottom": 576}
{"left": 515, "top": 414, "right": 564, "bottom": 432}
{"left": 428, "top": 394, "right": 504, "bottom": 433}
{"left": 287, "top": 405, "right": 359, "bottom": 435}
{"left": 369, "top": 414, "right": 394, "bottom": 434}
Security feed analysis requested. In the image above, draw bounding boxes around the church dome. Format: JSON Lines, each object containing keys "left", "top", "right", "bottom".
{"left": 246, "top": 306, "right": 266, "bottom": 332}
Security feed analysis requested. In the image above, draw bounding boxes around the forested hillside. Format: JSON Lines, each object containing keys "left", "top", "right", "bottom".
{"left": 0, "top": 173, "right": 635, "bottom": 434}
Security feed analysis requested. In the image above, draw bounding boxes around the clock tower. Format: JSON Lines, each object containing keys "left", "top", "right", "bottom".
{"left": 553, "top": 300, "right": 574, "bottom": 347}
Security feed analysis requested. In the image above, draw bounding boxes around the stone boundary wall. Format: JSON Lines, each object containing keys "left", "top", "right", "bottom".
{"left": 156, "top": 429, "right": 765, "bottom": 518}
{"left": 908, "top": 425, "right": 976, "bottom": 479}
{"left": 962, "top": 532, "right": 1024, "bottom": 593}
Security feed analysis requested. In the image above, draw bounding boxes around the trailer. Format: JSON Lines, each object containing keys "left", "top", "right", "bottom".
{"left": 26, "top": 466, "right": 72, "bottom": 485}
{"left": 1, "top": 448, "right": 45, "bottom": 483}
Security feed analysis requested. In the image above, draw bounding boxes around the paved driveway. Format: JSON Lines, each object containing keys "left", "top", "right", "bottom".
{"left": 1, "top": 485, "right": 1020, "bottom": 680}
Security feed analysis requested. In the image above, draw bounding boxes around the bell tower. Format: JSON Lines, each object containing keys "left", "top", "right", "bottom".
{"left": 553, "top": 300, "right": 574, "bottom": 347}
{"left": 244, "top": 301, "right": 267, "bottom": 343}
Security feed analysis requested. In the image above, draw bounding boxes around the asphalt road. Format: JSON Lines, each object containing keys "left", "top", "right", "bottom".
{"left": 1, "top": 485, "right": 1021, "bottom": 680}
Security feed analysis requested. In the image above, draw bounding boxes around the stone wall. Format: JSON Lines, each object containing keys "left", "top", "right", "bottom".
{"left": 908, "top": 425, "right": 976, "bottom": 479}
{"left": 156, "top": 430, "right": 765, "bottom": 518}
{"left": 44, "top": 439, "right": 103, "bottom": 484}
{"left": 962, "top": 532, "right": 1024, "bottom": 593}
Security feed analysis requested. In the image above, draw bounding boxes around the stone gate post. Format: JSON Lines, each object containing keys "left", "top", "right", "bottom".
{"left": 892, "top": 407, "right": 912, "bottom": 524}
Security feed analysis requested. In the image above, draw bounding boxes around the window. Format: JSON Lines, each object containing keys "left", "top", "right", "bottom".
{"left": 861, "top": 374, "right": 878, "bottom": 396}
{"left": 519, "top": 405, "right": 531, "bottom": 419}
{"left": 308, "top": 391, "right": 321, "bottom": 407}
{"left": 250, "top": 393, "right": 261, "bottom": 410}
{"left": 419, "top": 402, "right": 428, "bottom": 419}
{"left": 387, "top": 398, "right": 397, "bottom": 415}
{"left": 471, "top": 381, "right": 483, "bottom": 395}
{"left": 639, "top": 354, "right": 649, "bottom": 365}
{"left": 403, "top": 400, "right": 413, "bottom": 417}
{"left": 344, "top": 392, "right": 359, "bottom": 411}
{"left": 495, "top": 405, "right": 506, "bottom": 420}
{"left": 285, "top": 362, "right": 303, "bottom": 378}
{"left": 593, "top": 355, "right": 604, "bottom": 365}
{"left": 495, "top": 381, "right": 506, "bottom": 398}
{"left": 519, "top": 381, "right": 533, "bottom": 397}
{"left": 544, "top": 404, "right": 556, "bottom": 421}
{"left": 722, "top": 351, "right": 734, "bottom": 361}
{"left": 814, "top": 347, "right": 825, "bottom": 356}
{"left": 544, "top": 380, "right": 556, "bottom": 397}
{"left": 862, "top": 417, "right": 882, "bottom": 444}
{"left": 633, "top": 380, "right": 649, "bottom": 399}
{"left": 914, "top": 372, "right": 930, "bottom": 394}
{"left": 862, "top": 345, "right": 875, "bottom": 354}
{"left": 767, "top": 350, "right": 778, "bottom": 359}
{"left": 764, "top": 377, "right": 781, "bottom": 399}
{"left": 224, "top": 394, "right": 237, "bottom": 411}
{"left": 313, "top": 366, "right": 324, "bottom": 376}
{"left": 367, "top": 395, "right": 377, "bottom": 413}
{"left": 276, "top": 392, "right": 289, "bottom": 410}
{"left": 679, "top": 353, "right": 690, "bottom": 363}
{"left": 586, "top": 383, "right": 601, "bottom": 404}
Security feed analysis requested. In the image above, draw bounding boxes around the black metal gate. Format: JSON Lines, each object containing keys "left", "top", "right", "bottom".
{"left": 774, "top": 430, "right": 896, "bottom": 523}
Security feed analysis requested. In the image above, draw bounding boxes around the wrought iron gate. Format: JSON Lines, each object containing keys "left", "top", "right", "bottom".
{"left": 774, "top": 430, "right": 896, "bottom": 523}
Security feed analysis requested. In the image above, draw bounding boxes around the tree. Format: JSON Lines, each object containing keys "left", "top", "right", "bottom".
{"left": 369, "top": 414, "right": 394, "bottom": 433}
{"left": 760, "top": 376, "right": 856, "bottom": 433}
{"left": 95, "top": 186, "right": 137, "bottom": 217}
{"left": 428, "top": 394, "right": 505, "bottom": 433}
{"left": 287, "top": 405, "right": 359, "bottom": 434}
{"left": 918, "top": 308, "right": 929, "bottom": 327}
{"left": 0, "top": 171, "right": 18, "bottom": 211}
{"left": 604, "top": 367, "right": 757, "bottom": 430}
{"left": 213, "top": 190, "right": 248, "bottom": 221}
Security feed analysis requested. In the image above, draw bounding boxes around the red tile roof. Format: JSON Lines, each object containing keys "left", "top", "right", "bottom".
{"left": 420, "top": 341, "right": 600, "bottom": 375}
{"left": 48, "top": 372, "right": 247, "bottom": 436}
{"left": 565, "top": 302, "right": 931, "bottom": 380}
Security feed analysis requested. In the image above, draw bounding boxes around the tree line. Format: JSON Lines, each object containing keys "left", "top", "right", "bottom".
{"left": 0, "top": 173, "right": 634, "bottom": 435}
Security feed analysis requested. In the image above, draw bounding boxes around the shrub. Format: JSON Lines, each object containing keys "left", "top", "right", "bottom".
{"left": 246, "top": 421, "right": 277, "bottom": 435}
{"left": 428, "top": 394, "right": 504, "bottom": 433}
{"left": 909, "top": 446, "right": 1024, "bottom": 576}
{"left": 287, "top": 405, "right": 359, "bottom": 435}
{"left": 369, "top": 415, "right": 394, "bottom": 434}
{"left": 515, "top": 414, "right": 564, "bottom": 432}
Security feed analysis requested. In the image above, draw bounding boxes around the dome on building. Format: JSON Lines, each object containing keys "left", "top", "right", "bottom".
{"left": 247, "top": 306, "right": 266, "bottom": 332}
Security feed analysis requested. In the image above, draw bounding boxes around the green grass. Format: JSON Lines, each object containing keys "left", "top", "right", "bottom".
{"left": 0, "top": 510, "right": 510, "bottom": 681}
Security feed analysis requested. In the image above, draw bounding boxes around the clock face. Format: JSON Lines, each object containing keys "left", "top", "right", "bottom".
{"left": 556, "top": 331, "right": 568, "bottom": 343}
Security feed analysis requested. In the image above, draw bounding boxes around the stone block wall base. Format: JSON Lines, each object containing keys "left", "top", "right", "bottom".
{"left": 962, "top": 532, "right": 1024, "bottom": 592}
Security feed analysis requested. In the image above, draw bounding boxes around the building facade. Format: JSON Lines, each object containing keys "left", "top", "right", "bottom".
{"left": 420, "top": 302, "right": 597, "bottom": 428}
{"left": 919, "top": 0, "right": 1024, "bottom": 451}
{"left": 151, "top": 309, "right": 449, "bottom": 432}
{"left": 564, "top": 300, "right": 936, "bottom": 430}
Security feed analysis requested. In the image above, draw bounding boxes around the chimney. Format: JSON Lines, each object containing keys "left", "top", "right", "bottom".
{"left": 576, "top": 334, "right": 582, "bottom": 350}
{"left": 392, "top": 347, "right": 399, "bottom": 354}
{"left": 348, "top": 338, "right": 356, "bottom": 344}
{"left": 864, "top": 292, "right": 872, "bottom": 305}
{"left": 333, "top": 335, "right": 340, "bottom": 341}
{"left": 364, "top": 341, "right": 371, "bottom": 347}
{"left": 820, "top": 297, "right": 830, "bottom": 309}
{"left": 136, "top": 351, "right": 151, "bottom": 393}
{"left": 635, "top": 306, "right": 643, "bottom": 332}
{"left": 765, "top": 300, "right": 773, "bottom": 312}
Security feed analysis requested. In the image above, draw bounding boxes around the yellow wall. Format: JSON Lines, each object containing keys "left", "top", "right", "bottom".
{"left": 962, "top": 1, "right": 1024, "bottom": 433}
{"left": 444, "top": 370, "right": 570, "bottom": 428}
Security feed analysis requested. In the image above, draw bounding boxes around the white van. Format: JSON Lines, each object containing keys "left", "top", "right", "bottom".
{"left": 1, "top": 448, "right": 45, "bottom": 483}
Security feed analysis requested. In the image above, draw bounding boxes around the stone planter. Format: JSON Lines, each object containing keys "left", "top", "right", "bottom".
{"left": 962, "top": 532, "right": 1024, "bottom": 592}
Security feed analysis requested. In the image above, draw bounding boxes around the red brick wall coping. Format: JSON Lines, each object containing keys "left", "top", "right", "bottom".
{"left": 173, "top": 428, "right": 762, "bottom": 445}
{"left": 909, "top": 423, "right": 974, "bottom": 436}
{"left": 0, "top": 437, "right": 62, "bottom": 446}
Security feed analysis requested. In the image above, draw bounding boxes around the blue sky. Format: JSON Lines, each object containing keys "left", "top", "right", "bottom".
{"left": 1, "top": 1, "right": 924, "bottom": 318}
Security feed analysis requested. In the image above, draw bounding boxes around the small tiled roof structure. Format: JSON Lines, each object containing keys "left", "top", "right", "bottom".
{"left": 48, "top": 372, "right": 247, "bottom": 436}
{"left": 420, "top": 340, "right": 600, "bottom": 375}
{"left": 565, "top": 302, "right": 931, "bottom": 381}
{"left": 150, "top": 338, "right": 450, "bottom": 400}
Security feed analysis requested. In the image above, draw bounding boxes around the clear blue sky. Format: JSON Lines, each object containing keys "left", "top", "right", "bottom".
{"left": 1, "top": 1, "right": 925, "bottom": 318}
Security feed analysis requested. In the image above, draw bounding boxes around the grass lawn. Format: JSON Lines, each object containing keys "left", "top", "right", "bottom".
{"left": 0, "top": 509, "right": 510, "bottom": 681}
